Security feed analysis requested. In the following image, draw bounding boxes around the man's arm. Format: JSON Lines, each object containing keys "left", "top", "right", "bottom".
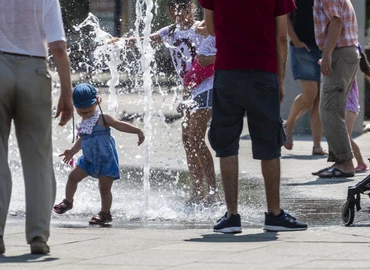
{"left": 287, "top": 13, "right": 310, "bottom": 51}
{"left": 49, "top": 40, "right": 73, "bottom": 126}
{"left": 320, "top": 16, "right": 343, "bottom": 76}
{"left": 203, "top": 8, "right": 215, "bottom": 36}
{"left": 275, "top": 14, "right": 289, "bottom": 102}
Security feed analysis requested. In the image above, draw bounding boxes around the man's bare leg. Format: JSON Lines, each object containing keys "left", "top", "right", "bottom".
{"left": 220, "top": 155, "right": 238, "bottom": 218}
{"left": 261, "top": 158, "right": 281, "bottom": 215}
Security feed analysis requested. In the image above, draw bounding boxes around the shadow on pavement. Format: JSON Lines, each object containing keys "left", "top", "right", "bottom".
{"left": 0, "top": 254, "right": 58, "bottom": 263}
{"left": 286, "top": 177, "right": 354, "bottom": 186}
{"left": 184, "top": 232, "right": 278, "bottom": 243}
{"left": 281, "top": 154, "right": 327, "bottom": 160}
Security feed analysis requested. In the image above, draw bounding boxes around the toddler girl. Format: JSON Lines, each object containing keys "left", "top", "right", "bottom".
{"left": 53, "top": 83, "right": 145, "bottom": 224}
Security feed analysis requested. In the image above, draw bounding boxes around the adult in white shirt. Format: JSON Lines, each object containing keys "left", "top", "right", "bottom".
{"left": 0, "top": 0, "right": 73, "bottom": 254}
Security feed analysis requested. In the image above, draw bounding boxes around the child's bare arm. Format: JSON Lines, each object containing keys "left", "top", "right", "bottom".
{"left": 196, "top": 54, "right": 215, "bottom": 67}
{"left": 59, "top": 137, "right": 82, "bottom": 163}
{"left": 104, "top": 114, "right": 145, "bottom": 145}
{"left": 108, "top": 33, "right": 162, "bottom": 47}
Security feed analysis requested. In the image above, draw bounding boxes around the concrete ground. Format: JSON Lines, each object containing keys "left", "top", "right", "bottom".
{"left": 2, "top": 91, "right": 370, "bottom": 269}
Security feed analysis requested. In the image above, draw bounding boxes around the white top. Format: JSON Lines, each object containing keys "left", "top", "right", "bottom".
{"left": 158, "top": 22, "right": 214, "bottom": 97}
{"left": 198, "top": 35, "right": 216, "bottom": 56}
{"left": 0, "top": 0, "right": 66, "bottom": 57}
{"left": 158, "top": 22, "right": 204, "bottom": 82}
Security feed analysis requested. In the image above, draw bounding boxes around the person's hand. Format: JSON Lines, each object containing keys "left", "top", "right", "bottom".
{"left": 137, "top": 130, "right": 145, "bottom": 146}
{"left": 59, "top": 149, "right": 74, "bottom": 164}
{"left": 293, "top": 41, "right": 310, "bottom": 52}
{"left": 55, "top": 96, "right": 73, "bottom": 126}
{"left": 318, "top": 54, "right": 332, "bottom": 76}
{"left": 196, "top": 20, "right": 209, "bottom": 37}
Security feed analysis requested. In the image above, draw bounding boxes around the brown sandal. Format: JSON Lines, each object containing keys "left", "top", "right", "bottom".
{"left": 89, "top": 211, "right": 113, "bottom": 225}
{"left": 53, "top": 199, "right": 73, "bottom": 214}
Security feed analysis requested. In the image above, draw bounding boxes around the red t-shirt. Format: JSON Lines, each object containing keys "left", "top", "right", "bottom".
{"left": 199, "top": 0, "right": 296, "bottom": 74}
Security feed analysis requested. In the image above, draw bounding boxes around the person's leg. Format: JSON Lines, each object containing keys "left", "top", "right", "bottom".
{"left": 261, "top": 159, "right": 281, "bottom": 216}
{"left": 208, "top": 70, "right": 245, "bottom": 233}
{"left": 284, "top": 80, "right": 320, "bottom": 149}
{"left": 65, "top": 166, "right": 88, "bottom": 203}
{"left": 0, "top": 54, "right": 16, "bottom": 244}
{"left": 310, "top": 86, "right": 326, "bottom": 152}
{"left": 14, "top": 57, "right": 56, "bottom": 245}
{"left": 246, "top": 70, "right": 307, "bottom": 231}
{"left": 346, "top": 111, "right": 367, "bottom": 170}
{"left": 98, "top": 176, "right": 114, "bottom": 213}
{"left": 319, "top": 48, "right": 358, "bottom": 175}
{"left": 220, "top": 155, "right": 238, "bottom": 217}
{"left": 188, "top": 108, "right": 217, "bottom": 192}
{"left": 182, "top": 110, "right": 204, "bottom": 202}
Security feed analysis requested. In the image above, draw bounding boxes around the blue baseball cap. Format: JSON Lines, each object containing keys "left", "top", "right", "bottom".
{"left": 73, "top": 83, "right": 98, "bottom": 108}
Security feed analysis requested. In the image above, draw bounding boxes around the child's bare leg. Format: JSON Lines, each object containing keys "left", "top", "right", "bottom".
{"left": 182, "top": 110, "right": 204, "bottom": 201}
{"left": 65, "top": 166, "right": 88, "bottom": 203}
{"left": 346, "top": 111, "right": 367, "bottom": 167}
{"left": 188, "top": 108, "right": 217, "bottom": 193}
{"left": 98, "top": 176, "right": 114, "bottom": 213}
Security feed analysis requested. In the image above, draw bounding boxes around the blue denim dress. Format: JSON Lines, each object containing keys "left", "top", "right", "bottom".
{"left": 77, "top": 123, "right": 120, "bottom": 180}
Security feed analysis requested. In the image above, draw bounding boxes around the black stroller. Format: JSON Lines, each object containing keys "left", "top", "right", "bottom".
{"left": 341, "top": 47, "right": 370, "bottom": 226}
{"left": 341, "top": 173, "right": 370, "bottom": 226}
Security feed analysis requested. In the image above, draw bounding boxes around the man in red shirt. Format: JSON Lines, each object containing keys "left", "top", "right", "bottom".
{"left": 199, "top": 0, "right": 308, "bottom": 233}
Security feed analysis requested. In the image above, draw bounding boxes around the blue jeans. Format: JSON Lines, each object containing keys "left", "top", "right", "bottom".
{"left": 290, "top": 44, "right": 322, "bottom": 82}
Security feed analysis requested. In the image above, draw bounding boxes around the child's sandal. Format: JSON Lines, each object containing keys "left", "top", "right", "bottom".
{"left": 89, "top": 211, "right": 113, "bottom": 225}
{"left": 53, "top": 199, "right": 73, "bottom": 214}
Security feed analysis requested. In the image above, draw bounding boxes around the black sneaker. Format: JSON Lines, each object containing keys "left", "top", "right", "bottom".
{"left": 264, "top": 210, "right": 307, "bottom": 231}
{"left": 213, "top": 212, "right": 242, "bottom": 233}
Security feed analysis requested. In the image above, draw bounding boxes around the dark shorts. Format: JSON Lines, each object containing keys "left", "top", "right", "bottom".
{"left": 290, "top": 44, "right": 322, "bottom": 82}
{"left": 208, "top": 70, "right": 285, "bottom": 160}
{"left": 193, "top": 89, "right": 212, "bottom": 110}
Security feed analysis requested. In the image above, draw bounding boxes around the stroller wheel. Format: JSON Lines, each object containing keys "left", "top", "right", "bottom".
{"left": 341, "top": 201, "right": 355, "bottom": 226}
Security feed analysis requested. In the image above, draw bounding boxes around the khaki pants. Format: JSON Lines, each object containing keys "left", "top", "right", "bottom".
{"left": 0, "top": 54, "right": 56, "bottom": 243}
{"left": 320, "top": 46, "right": 360, "bottom": 162}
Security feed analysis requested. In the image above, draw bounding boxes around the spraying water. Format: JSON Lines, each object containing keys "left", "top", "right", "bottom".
{"left": 133, "top": 0, "right": 155, "bottom": 214}
{"left": 8, "top": 8, "right": 268, "bottom": 226}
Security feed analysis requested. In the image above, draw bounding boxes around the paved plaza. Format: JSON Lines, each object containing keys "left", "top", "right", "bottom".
{"left": 2, "top": 92, "right": 370, "bottom": 269}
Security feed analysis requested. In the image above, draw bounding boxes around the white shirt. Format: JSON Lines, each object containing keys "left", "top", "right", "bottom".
{"left": 158, "top": 22, "right": 204, "bottom": 82}
{"left": 158, "top": 23, "right": 214, "bottom": 97}
{"left": 198, "top": 35, "right": 216, "bottom": 56}
{"left": 0, "top": 0, "right": 66, "bottom": 57}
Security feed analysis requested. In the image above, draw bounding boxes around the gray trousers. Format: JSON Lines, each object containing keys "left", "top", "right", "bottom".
{"left": 0, "top": 53, "right": 56, "bottom": 243}
{"left": 320, "top": 46, "right": 360, "bottom": 162}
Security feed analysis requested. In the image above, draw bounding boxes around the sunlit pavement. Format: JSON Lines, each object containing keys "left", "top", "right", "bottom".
{"left": 2, "top": 91, "right": 370, "bottom": 269}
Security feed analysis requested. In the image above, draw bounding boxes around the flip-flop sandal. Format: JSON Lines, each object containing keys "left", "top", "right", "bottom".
{"left": 283, "top": 133, "right": 293, "bottom": 150}
{"left": 311, "top": 166, "right": 331, "bottom": 176}
{"left": 282, "top": 121, "right": 293, "bottom": 150}
{"left": 355, "top": 164, "right": 368, "bottom": 173}
{"left": 318, "top": 167, "right": 354, "bottom": 178}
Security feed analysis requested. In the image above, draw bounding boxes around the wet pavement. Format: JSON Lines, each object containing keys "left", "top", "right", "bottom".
{"left": 3, "top": 91, "right": 370, "bottom": 268}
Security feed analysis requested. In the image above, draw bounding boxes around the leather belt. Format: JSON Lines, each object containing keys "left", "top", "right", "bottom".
{"left": 0, "top": 50, "right": 46, "bottom": 60}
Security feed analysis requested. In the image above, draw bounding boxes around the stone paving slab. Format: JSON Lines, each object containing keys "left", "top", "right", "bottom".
{"left": 2, "top": 225, "right": 370, "bottom": 269}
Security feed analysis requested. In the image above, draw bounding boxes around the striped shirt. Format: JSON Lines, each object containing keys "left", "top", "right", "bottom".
{"left": 313, "top": 0, "right": 358, "bottom": 50}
